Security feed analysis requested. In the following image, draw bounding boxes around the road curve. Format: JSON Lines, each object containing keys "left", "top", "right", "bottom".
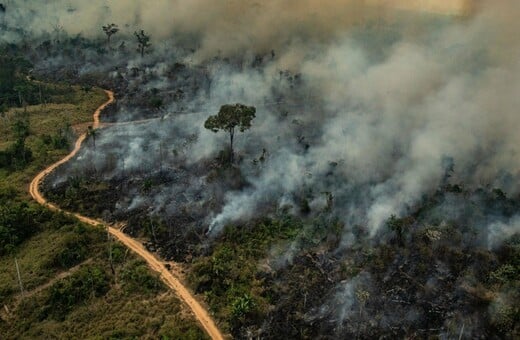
{"left": 28, "top": 90, "right": 225, "bottom": 340}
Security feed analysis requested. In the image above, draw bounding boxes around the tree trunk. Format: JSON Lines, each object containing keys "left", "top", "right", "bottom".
{"left": 15, "top": 258, "right": 24, "bottom": 296}
{"left": 107, "top": 226, "right": 115, "bottom": 276}
{"left": 159, "top": 142, "right": 163, "bottom": 171}
{"left": 39, "top": 84, "right": 43, "bottom": 106}
{"left": 229, "top": 127, "right": 235, "bottom": 164}
{"left": 150, "top": 217, "right": 158, "bottom": 245}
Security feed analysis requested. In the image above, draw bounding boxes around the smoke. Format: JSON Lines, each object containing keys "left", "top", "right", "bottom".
{"left": 2, "top": 1, "right": 473, "bottom": 59}
{"left": 4, "top": 0, "right": 509, "bottom": 245}
{"left": 310, "top": 271, "right": 372, "bottom": 332}
{"left": 488, "top": 215, "right": 520, "bottom": 250}
{"left": 6, "top": 1, "right": 517, "bottom": 335}
{"left": 204, "top": 1, "right": 520, "bottom": 237}
{"left": 24, "top": 0, "right": 518, "bottom": 242}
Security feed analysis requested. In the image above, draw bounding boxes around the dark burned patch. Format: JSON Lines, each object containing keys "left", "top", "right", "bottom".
{"left": 43, "top": 147, "right": 251, "bottom": 261}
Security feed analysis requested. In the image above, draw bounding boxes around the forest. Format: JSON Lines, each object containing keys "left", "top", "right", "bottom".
{"left": 0, "top": 1, "right": 518, "bottom": 339}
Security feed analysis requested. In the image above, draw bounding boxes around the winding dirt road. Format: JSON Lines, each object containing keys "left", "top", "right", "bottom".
{"left": 29, "top": 90, "right": 225, "bottom": 340}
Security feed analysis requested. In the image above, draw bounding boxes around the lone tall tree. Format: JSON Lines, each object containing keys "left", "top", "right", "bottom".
{"left": 102, "top": 23, "right": 119, "bottom": 45}
{"left": 134, "top": 30, "right": 151, "bottom": 57}
{"left": 204, "top": 103, "right": 256, "bottom": 164}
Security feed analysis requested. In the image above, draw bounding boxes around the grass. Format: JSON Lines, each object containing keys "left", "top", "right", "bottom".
{"left": 0, "top": 84, "right": 106, "bottom": 200}
{"left": 1, "top": 233, "right": 208, "bottom": 339}
{"left": 0, "top": 220, "right": 95, "bottom": 303}
{"left": 187, "top": 215, "right": 334, "bottom": 332}
{"left": 12, "top": 289, "right": 205, "bottom": 339}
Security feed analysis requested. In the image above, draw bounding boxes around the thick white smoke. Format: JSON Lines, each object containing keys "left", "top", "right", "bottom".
{"left": 205, "top": 1, "right": 520, "bottom": 235}
{"left": 2, "top": 1, "right": 471, "bottom": 58}
{"left": 15, "top": 1, "right": 518, "bottom": 240}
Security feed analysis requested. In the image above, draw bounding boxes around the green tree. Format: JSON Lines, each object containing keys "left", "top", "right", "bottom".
{"left": 0, "top": 103, "right": 7, "bottom": 119}
{"left": 13, "top": 119, "right": 30, "bottom": 141}
{"left": 204, "top": 103, "right": 256, "bottom": 164}
{"left": 0, "top": 60, "right": 15, "bottom": 102}
{"left": 231, "top": 293, "right": 255, "bottom": 326}
{"left": 11, "top": 119, "right": 31, "bottom": 166}
{"left": 0, "top": 202, "right": 40, "bottom": 255}
{"left": 0, "top": 54, "right": 32, "bottom": 107}
{"left": 134, "top": 30, "right": 151, "bottom": 57}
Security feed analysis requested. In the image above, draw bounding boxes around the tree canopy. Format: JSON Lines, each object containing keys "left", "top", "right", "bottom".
{"left": 102, "top": 23, "right": 119, "bottom": 44}
{"left": 204, "top": 103, "right": 256, "bottom": 164}
{"left": 0, "top": 54, "right": 33, "bottom": 107}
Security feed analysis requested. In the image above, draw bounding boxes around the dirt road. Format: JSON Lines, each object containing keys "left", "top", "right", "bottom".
{"left": 28, "top": 90, "right": 225, "bottom": 340}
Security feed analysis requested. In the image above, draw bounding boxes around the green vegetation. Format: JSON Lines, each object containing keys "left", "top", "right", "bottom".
{"left": 204, "top": 103, "right": 256, "bottom": 164}
{"left": 0, "top": 51, "right": 98, "bottom": 110}
{"left": 0, "top": 200, "right": 48, "bottom": 256}
{"left": 0, "top": 83, "right": 105, "bottom": 199}
{"left": 0, "top": 220, "right": 207, "bottom": 339}
{"left": 0, "top": 75, "right": 207, "bottom": 338}
{"left": 189, "top": 215, "right": 341, "bottom": 332}
{"left": 0, "top": 53, "right": 33, "bottom": 107}
{"left": 0, "top": 78, "right": 106, "bottom": 254}
{"left": 0, "top": 117, "right": 32, "bottom": 169}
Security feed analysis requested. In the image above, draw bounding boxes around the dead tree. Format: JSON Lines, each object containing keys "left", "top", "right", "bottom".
{"left": 134, "top": 30, "right": 151, "bottom": 57}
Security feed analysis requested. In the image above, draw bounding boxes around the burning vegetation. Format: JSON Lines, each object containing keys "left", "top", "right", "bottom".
{"left": 1, "top": 0, "right": 518, "bottom": 338}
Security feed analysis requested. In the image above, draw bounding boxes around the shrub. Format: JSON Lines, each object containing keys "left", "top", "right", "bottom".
{"left": 48, "top": 234, "right": 89, "bottom": 269}
{"left": 44, "top": 265, "right": 109, "bottom": 319}
{"left": 0, "top": 202, "right": 40, "bottom": 255}
{"left": 120, "top": 260, "right": 164, "bottom": 295}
